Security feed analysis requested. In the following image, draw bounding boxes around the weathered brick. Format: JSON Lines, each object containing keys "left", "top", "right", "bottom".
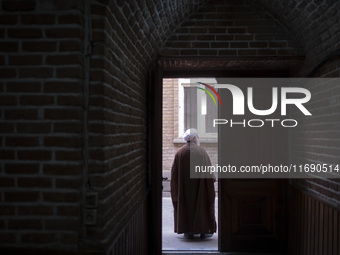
{"left": 17, "top": 122, "right": 51, "bottom": 133}
{"left": 0, "top": 205, "right": 15, "bottom": 215}
{"left": 238, "top": 49, "right": 257, "bottom": 55}
{"left": 0, "top": 177, "right": 15, "bottom": 187}
{"left": 199, "top": 49, "right": 218, "bottom": 55}
{"left": 5, "top": 191, "right": 39, "bottom": 202}
{"left": 0, "top": 95, "right": 17, "bottom": 105}
{"left": 0, "top": 14, "right": 18, "bottom": 24}
{"left": 8, "top": 219, "right": 42, "bottom": 230}
{"left": 22, "top": 41, "right": 57, "bottom": 52}
{"left": 59, "top": 41, "right": 83, "bottom": 52}
{"left": 249, "top": 42, "right": 268, "bottom": 48}
{"left": 5, "top": 163, "right": 39, "bottom": 174}
{"left": 21, "top": 233, "right": 56, "bottom": 244}
{"left": 18, "top": 177, "right": 52, "bottom": 188}
{"left": 277, "top": 49, "right": 296, "bottom": 55}
{"left": 44, "top": 109, "right": 81, "bottom": 120}
{"left": 2, "top": 1, "right": 36, "bottom": 11}
{"left": 5, "top": 136, "right": 40, "bottom": 147}
{"left": 0, "top": 150, "right": 15, "bottom": 159}
{"left": 219, "top": 49, "right": 237, "bottom": 55}
{"left": 55, "top": 151, "right": 82, "bottom": 161}
{"left": 0, "top": 233, "right": 16, "bottom": 243}
{"left": 18, "top": 205, "right": 54, "bottom": 215}
{"left": 228, "top": 28, "right": 247, "bottom": 34}
{"left": 56, "top": 67, "right": 83, "bottom": 79}
{"left": 19, "top": 67, "right": 53, "bottom": 78}
{"left": 46, "top": 54, "right": 82, "bottom": 65}
{"left": 60, "top": 233, "right": 79, "bottom": 244}
{"left": 43, "top": 192, "right": 79, "bottom": 203}
{"left": 22, "top": 14, "right": 55, "bottom": 24}
{"left": 57, "top": 205, "right": 79, "bottom": 216}
{"left": 20, "top": 95, "right": 54, "bottom": 106}
{"left": 44, "top": 136, "right": 82, "bottom": 148}
{"left": 7, "top": 82, "right": 41, "bottom": 93}
{"left": 44, "top": 81, "right": 81, "bottom": 93}
{"left": 18, "top": 150, "right": 52, "bottom": 161}
{"left": 257, "top": 49, "right": 276, "bottom": 55}
{"left": 53, "top": 122, "right": 82, "bottom": 133}
{"left": 196, "top": 34, "right": 215, "bottom": 41}
{"left": 45, "top": 219, "right": 79, "bottom": 231}
{"left": 0, "top": 68, "right": 16, "bottom": 78}
{"left": 5, "top": 109, "right": 38, "bottom": 120}
{"left": 211, "top": 42, "right": 229, "bottom": 48}
{"left": 269, "top": 41, "right": 288, "bottom": 48}
{"left": 45, "top": 28, "right": 83, "bottom": 38}
{"left": 43, "top": 164, "right": 82, "bottom": 175}
{"left": 180, "top": 49, "right": 198, "bottom": 55}
{"left": 7, "top": 28, "right": 42, "bottom": 38}
{"left": 230, "top": 42, "right": 248, "bottom": 48}
{"left": 59, "top": 14, "right": 83, "bottom": 25}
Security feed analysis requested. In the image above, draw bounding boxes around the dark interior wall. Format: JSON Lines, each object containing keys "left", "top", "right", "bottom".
{"left": 284, "top": 0, "right": 340, "bottom": 215}
{"left": 288, "top": 56, "right": 340, "bottom": 255}
{"left": 0, "top": 0, "right": 339, "bottom": 254}
{"left": 0, "top": 0, "right": 86, "bottom": 251}
{"left": 291, "top": 56, "right": 340, "bottom": 205}
{"left": 254, "top": 0, "right": 340, "bottom": 76}
{"left": 0, "top": 0, "right": 208, "bottom": 253}
{"left": 86, "top": 0, "right": 207, "bottom": 253}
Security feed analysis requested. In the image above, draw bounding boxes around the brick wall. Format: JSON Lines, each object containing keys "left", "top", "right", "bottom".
{"left": 290, "top": 57, "right": 340, "bottom": 206}
{"left": 160, "top": 0, "right": 302, "bottom": 59}
{"left": 85, "top": 1, "right": 206, "bottom": 252}
{"left": 162, "top": 79, "right": 180, "bottom": 175}
{"left": 0, "top": 0, "right": 85, "bottom": 251}
{"left": 0, "top": 0, "right": 208, "bottom": 253}
{"left": 254, "top": 0, "right": 340, "bottom": 76}
{"left": 0, "top": 0, "right": 339, "bottom": 254}
{"left": 286, "top": 0, "right": 340, "bottom": 208}
{"left": 85, "top": 0, "right": 150, "bottom": 248}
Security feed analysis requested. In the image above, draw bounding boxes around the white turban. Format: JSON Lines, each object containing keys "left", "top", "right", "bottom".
{"left": 183, "top": 128, "right": 199, "bottom": 142}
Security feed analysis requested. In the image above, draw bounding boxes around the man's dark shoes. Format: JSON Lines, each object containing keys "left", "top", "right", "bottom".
{"left": 184, "top": 233, "right": 194, "bottom": 239}
{"left": 200, "top": 233, "right": 213, "bottom": 239}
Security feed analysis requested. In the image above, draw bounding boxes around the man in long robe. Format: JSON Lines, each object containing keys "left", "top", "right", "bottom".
{"left": 170, "top": 129, "right": 216, "bottom": 239}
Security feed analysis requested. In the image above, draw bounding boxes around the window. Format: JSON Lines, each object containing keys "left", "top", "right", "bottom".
{"left": 178, "top": 78, "right": 218, "bottom": 139}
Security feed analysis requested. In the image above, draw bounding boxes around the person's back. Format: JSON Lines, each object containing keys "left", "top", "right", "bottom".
{"left": 170, "top": 129, "right": 216, "bottom": 239}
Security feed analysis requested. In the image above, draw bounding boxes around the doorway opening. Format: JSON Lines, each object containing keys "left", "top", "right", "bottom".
{"left": 158, "top": 73, "right": 290, "bottom": 254}
{"left": 162, "top": 77, "right": 219, "bottom": 251}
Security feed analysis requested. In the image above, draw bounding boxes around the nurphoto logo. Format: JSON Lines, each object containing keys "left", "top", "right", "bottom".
{"left": 197, "top": 81, "right": 312, "bottom": 128}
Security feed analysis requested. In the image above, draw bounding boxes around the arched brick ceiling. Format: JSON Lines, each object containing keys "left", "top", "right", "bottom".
{"left": 159, "top": 0, "right": 304, "bottom": 71}
{"left": 176, "top": 0, "right": 340, "bottom": 57}
{"left": 254, "top": 0, "right": 340, "bottom": 63}
{"left": 153, "top": 0, "right": 339, "bottom": 73}
{"left": 114, "top": 0, "right": 339, "bottom": 74}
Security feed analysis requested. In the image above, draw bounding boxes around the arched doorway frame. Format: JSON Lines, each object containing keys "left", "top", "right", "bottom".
{"left": 148, "top": 57, "right": 303, "bottom": 255}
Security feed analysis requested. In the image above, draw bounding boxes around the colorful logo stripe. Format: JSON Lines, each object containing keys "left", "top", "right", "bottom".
{"left": 197, "top": 82, "right": 222, "bottom": 106}
{"left": 198, "top": 87, "right": 217, "bottom": 106}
